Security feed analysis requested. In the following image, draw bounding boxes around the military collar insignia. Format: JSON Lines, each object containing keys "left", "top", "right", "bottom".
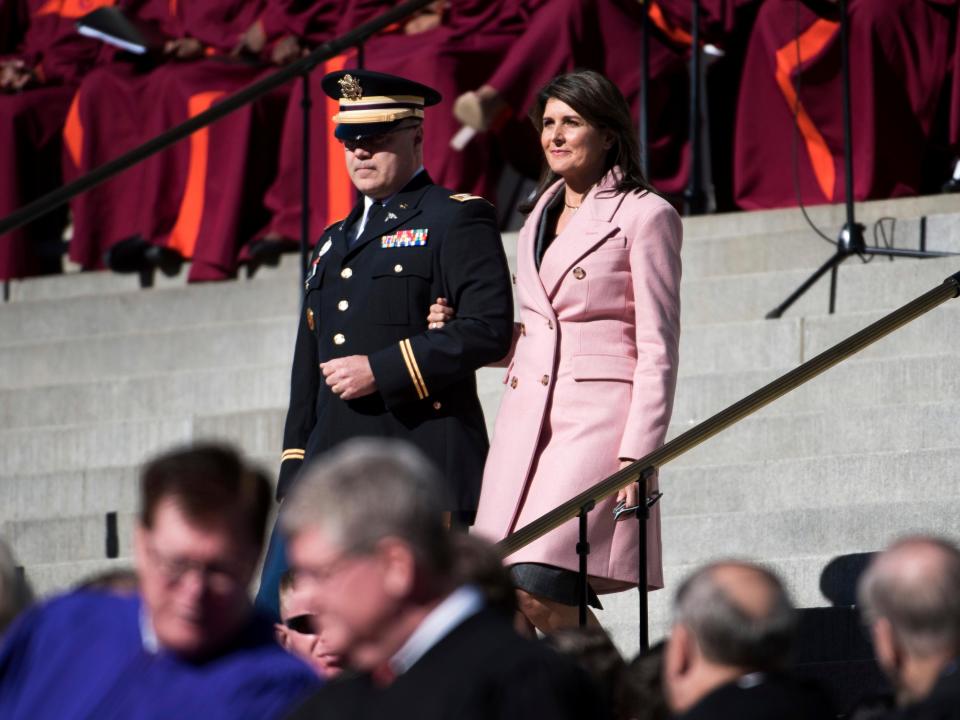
{"left": 338, "top": 74, "right": 363, "bottom": 101}
{"left": 382, "top": 229, "right": 428, "bottom": 248}
{"left": 384, "top": 211, "right": 398, "bottom": 221}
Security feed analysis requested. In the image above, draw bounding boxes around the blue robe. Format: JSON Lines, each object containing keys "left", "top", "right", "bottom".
{"left": 0, "top": 591, "right": 321, "bottom": 719}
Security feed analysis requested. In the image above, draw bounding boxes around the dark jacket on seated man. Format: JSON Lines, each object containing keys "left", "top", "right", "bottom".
{"left": 287, "top": 606, "right": 605, "bottom": 720}
{"left": 882, "top": 663, "right": 960, "bottom": 720}
{"left": 676, "top": 671, "right": 831, "bottom": 720}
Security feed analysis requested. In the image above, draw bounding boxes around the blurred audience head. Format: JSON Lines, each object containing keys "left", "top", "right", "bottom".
{"left": 133, "top": 443, "right": 271, "bottom": 658}
{"left": 858, "top": 535, "right": 960, "bottom": 705}
{"left": 619, "top": 642, "right": 669, "bottom": 720}
{"left": 450, "top": 532, "right": 517, "bottom": 620}
{"left": 276, "top": 569, "right": 343, "bottom": 678}
{"left": 281, "top": 438, "right": 454, "bottom": 672}
{"left": 544, "top": 626, "right": 626, "bottom": 718}
{"left": 664, "top": 560, "right": 796, "bottom": 714}
{"left": 75, "top": 567, "right": 139, "bottom": 595}
{"left": 0, "top": 538, "right": 32, "bottom": 636}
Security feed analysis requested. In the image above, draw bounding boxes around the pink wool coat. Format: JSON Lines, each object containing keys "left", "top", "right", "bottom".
{"left": 473, "top": 170, "right": 682, "bottom": 592}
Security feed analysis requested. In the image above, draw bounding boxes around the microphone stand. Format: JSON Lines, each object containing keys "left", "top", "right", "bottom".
{"left": 684, "top": 0, "right": 707, "bottom": 215}
{"left": 767, "top": 0, "right": 956, "bottom": 319}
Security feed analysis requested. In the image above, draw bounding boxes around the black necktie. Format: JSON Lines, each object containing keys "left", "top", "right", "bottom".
{"left": 351, "top": 200, "right": 383, "bottom": 246}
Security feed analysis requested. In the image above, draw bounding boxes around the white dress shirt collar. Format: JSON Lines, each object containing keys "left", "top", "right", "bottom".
{"left": 388, "top": 584, "right": 485, "bottom": 676}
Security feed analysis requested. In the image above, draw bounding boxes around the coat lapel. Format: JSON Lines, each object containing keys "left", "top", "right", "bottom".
{"left": 537, "top": 172, "right": 628, "bottom": 299}
{"left": 519, "top": 181, "right": 562, "bottom": 321}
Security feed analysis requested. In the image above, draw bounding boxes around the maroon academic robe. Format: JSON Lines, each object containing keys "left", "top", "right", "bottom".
{"left": 734, "top": 0, "right": 957, "bottom": 209}
{"left": 333, "top": 0, "right": 538, "bottom": 200}
{"left": 66, "top": 0, "right": 293, "bottom": 281}
{"left": 253, "top": 0, "right": 355, "bottom": 246}
{"left": 479, "top": 0, "right": 692, "bottom": 196}
{"left": 0, "top": 0, "right": 25, "bottom": 54}
{"left": 0, "top": 0, "right": 115, "bottom": 281}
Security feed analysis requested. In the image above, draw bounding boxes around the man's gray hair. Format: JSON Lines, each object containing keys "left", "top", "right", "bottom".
{"left": 0, "top": 538, "right": 32, "bottom": 635}
{"left": 672, "top": 561, "right": 796, "bottom": 670}
{"left": 857, "top": 535, "right": 960, "bottom": 658}
{"left": 280, "top": 438, "right": 452, "bottom": 575}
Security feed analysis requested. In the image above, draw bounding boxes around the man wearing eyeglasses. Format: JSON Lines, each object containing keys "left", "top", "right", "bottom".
{"left": 0, "top": 444, "right": 320, "bottom": 719}
{"left": 256, "top": 69, "right": 514, "bottom": 617}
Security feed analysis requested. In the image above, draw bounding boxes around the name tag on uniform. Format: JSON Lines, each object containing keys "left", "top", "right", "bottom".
{"left": 382, "top": 229, "right": 428, "bottom": 248}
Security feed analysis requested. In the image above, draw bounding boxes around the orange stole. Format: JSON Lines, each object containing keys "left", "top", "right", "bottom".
{"left": 774, "top": 18, "right": 840, "bottom": 202}
{"left": 167, "top": 90, "right": 225, "bottom": 258}
{"left": 35, "top": 0, "right": 114, "bottom": 18}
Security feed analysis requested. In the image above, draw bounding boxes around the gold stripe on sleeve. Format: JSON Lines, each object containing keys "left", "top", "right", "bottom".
{"left": 402, "top": 338, "right": 429, "bottom": 399}
{"left": 399, "top": 339, "right": 427, "bottom": 400}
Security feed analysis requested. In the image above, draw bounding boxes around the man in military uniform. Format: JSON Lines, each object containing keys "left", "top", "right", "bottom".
{"left": 256, "top": 69, "right": 514, "bottom": 617}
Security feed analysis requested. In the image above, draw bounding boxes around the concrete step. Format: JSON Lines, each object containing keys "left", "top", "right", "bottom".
{"left": 2, "top": 511, "right": 137, "bottom": 564}
{"left": 0, "top": 319, "right": 296, "bottom": 390}
{"left": 0, "top": 417, "right": 194, "bottom": 476}
{"left": 14, "top": 390, "right": 952, "bottom": 476}
{"left": 0, "top": 276, "right": 300, "bottom": 347}
{"left": 6, "top": 268, "right": 187, "bottom": 303}
{"left": 668, "top": 401, "right": 960, "bottom": 467}
{"left": 0, "top": 407, "right": 300, "bottom": 476}
{"left": 680, "top": 301, "right": 958, "bottom": 378}
{"left": 0, "top": 365, "right": 290, "bottom": 430}
{"left": 672, "top": 353, "right": 960, "bottom": 425}
{"left": 4, "top": 289, "right": 954, "bottom": 395}
{"left": 662, "top": 447, "right": 960, "bottom": 517}
{"left": 0, "top": 453, "right": 280, "bottom": 523}
{"left": 680, "top": 194, "right": 960, "bottom": 241}
{"left": 22, "top": 558, "right": 136, "bottom": 598}
{"left": 681, "top": 212, "right": 960, "bottom": 279}
{"left": 681, "top": 255, "right": 960, "bottom": 325}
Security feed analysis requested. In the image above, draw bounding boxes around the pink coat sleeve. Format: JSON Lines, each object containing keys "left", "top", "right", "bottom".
{"left": 617, "top": 198, "right": 682, "bottom": 461}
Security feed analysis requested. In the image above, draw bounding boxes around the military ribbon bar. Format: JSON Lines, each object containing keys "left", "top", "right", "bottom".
{"left": 381, "top": 228, "right": 429, "bottom": 248}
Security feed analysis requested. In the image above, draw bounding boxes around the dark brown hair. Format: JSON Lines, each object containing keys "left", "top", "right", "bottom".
{"left": 140, "top": 444, "right": 271, "bottom": 551}
{"left": 521, "top": 69, "right": 655, "bottom": 213}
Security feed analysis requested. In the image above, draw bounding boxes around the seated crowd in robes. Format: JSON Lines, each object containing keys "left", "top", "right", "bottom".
{"left": 1, "top": 0, "right": 958, "bottom": 283}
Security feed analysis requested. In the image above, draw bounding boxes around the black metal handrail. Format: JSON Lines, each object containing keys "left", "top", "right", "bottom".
{"left": 498, "top": 272, "right": 960, "bottom": 556}
{"left": 0, "top": 0, "right": 435, "bottom": 240}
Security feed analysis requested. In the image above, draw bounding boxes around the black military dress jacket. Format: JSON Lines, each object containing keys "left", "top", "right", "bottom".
{"left": 277, "top": 171, "right": 514, "bottom": 512}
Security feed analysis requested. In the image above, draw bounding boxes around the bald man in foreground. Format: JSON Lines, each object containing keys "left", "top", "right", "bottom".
{"left": 664, "top": 560, "right": 831, "bottom": 719}
{"left": 858, "top": 536, "right": 960, "bottom": 719}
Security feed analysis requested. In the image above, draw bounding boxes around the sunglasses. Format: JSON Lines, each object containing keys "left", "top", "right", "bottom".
{"left": 283, "top": 614, "right": 316, "bottom": 634}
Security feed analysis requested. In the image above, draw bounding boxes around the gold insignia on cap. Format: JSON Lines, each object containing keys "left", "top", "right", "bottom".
{"left": 339, "top": 74, "right": 363, "bottom": 101}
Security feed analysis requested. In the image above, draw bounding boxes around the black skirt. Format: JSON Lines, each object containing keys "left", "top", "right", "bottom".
{"left": 509, "top": 562, "right": 603, "bottom": 609}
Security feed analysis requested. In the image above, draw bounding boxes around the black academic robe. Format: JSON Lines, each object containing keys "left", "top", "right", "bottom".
{"left": 884, "top": 662, "right": 960, "bottom": 720}
{"left": 284, "top": 608, "right": 607, "bottom": 720}
{"left": 677, "top": 672, "right": 833, "bottom": 720}
{"left": 277, "top": 171, "right": 514, "bottom": 510}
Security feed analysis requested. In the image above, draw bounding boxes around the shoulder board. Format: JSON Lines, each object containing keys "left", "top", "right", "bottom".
{"left": 449, "top": 193, "right": 488, "bottom": 203}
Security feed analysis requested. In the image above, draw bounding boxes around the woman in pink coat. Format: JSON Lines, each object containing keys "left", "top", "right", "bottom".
{"left": 471, "top": 70, "right": 683, "bottom": 633}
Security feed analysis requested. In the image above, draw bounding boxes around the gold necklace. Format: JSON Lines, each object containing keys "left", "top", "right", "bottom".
{"left": 563, "top": 182, "right": 595, "bottom": 210}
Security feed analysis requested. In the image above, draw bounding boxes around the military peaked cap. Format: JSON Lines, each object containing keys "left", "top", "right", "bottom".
{"left": 321, "top": 69, "right": 442, "bottom": 140}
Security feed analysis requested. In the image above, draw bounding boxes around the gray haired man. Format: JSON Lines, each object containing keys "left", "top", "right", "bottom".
{"left": 281, "top": 438, "right": 604, "bottom": 720}
{"left": 664, "top": 560, "right": 829, "bottom": 719}
{"left": 858, "top": 535, "right": 960, "bottom": 718}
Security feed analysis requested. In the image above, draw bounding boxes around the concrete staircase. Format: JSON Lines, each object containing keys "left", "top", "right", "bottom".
{"left": 3, "top": 193, "right": 960, "bottom": 658}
